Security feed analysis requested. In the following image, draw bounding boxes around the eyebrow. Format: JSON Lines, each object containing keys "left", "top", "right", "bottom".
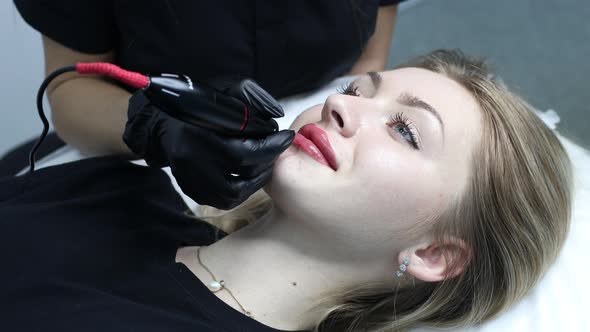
{"left": 396, "top": 92, "right": 445, "bottom": 137}
{"left": 367, "top": 71, "right": 382, "bottom": 91}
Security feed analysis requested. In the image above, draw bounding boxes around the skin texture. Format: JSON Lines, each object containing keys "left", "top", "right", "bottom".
{"left": 176, "top": 68, "right": 482, "bottom": 330}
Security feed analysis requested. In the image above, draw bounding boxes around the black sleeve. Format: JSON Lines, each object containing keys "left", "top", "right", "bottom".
{"left": 13, "top": 0, "right": 116, "bottom": 54}
{"left": 380, "top": 0, "right": 406, "bottom": 6}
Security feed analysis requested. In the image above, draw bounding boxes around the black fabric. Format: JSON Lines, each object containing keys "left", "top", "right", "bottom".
{"left": 0, "top": 156, "right": 308, "bottom": 332}
{"left": 14, "top": 0, "right": 405, "bottom": 98}
{"left": 0, "top": 132, "right": 65, "bottom": 178}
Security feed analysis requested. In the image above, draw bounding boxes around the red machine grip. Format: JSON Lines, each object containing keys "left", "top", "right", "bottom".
{"left": 76, "top": 62, "right": 149, "bottom": 89}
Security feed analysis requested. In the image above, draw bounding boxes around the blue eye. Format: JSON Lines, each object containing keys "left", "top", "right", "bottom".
{"left": 394, "top": 123, "right": 412, "bottom": 139}
{"left": 387, "top": 113, "right": 420, "bottom": 150}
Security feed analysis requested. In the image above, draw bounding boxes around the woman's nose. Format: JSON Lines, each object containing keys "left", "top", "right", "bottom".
{"left": 321, "top": 94, "right": 359, "bottom": 138}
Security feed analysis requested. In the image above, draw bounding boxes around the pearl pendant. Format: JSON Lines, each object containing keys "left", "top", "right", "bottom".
{"left": 209, "top": 280, "right": 224, "bottom": 292}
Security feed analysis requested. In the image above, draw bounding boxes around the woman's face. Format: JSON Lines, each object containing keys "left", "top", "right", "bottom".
{"left": 266, "top": 68, "right": 482, "bottom": 252}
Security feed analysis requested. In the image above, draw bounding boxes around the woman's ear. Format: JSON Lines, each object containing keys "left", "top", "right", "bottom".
{"left": 398, "top": 237, "right": 471, "bottom": 282}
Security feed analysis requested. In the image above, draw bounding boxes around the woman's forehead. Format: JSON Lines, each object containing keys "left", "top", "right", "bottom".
{"left": 380, "top": 68, "right": 469, "bottom": 98}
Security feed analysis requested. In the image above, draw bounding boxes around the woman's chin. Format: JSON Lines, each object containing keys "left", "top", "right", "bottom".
{"left": 266, "top": 146, "right": 313, "bottom": 201}
{"left": 270, "top": 146, "right": 324, "bottom": 190}
{"left": 267, "top": 147, "right": 335, "bottom": 211}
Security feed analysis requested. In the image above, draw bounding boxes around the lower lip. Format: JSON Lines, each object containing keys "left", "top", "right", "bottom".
{"left": 292, "top": 133, "right": 331, "bottom": 169}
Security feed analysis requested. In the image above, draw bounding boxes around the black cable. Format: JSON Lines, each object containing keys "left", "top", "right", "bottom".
{"left": 28, "top": 65, "right": 77, "bottom": 174}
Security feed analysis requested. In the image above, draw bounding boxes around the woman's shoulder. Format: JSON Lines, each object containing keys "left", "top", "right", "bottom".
{"left": 0, "top": 153, "right": 222, "bottom": 243}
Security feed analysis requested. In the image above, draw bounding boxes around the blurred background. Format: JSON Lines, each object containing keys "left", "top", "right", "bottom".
{"left": 1, "top": 0, "right": 588, "bottom": 156}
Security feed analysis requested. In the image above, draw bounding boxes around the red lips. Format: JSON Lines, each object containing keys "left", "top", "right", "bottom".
{"left": 293, "top": 124, "right": 338, "bottom": 171}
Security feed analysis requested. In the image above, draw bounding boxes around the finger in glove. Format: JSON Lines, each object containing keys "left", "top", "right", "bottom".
{"left": 217, "top": 130, "right": 295, "bottom": 167}
{"left": 222, "top": 166, "right": 274, "bottom": 209}
{"left": 228, "top": 79, "right": 284, "bottom": 119}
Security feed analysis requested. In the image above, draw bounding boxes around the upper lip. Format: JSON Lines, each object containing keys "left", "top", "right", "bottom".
{"left": 298, "top": 124, "right": 338, "bottom": 171}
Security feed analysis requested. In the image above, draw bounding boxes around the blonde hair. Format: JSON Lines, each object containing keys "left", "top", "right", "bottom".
{"left": 198, "top": 50, "right": 573, "bottom": 331}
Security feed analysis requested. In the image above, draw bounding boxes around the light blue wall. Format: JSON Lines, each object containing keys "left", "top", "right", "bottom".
{"left": 0, "top": 0, "right": 422, "bottom": 157}
{"left": 0, "top": 2, "right": 49, "bottom": 156}
{"left": 387, "top": 0, "right": 590, "bottom": 149}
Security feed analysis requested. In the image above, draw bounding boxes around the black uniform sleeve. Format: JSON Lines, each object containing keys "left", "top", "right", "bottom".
{"left": 380, "top": 0, "right": 406, "bottom": 5}
{"left": 13, "top": 0, "right": 116, "bottom": 54}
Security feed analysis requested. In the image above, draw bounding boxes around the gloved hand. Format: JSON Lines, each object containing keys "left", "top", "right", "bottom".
{"left": 123, "top": 80, "right": 294, "bottom": 210}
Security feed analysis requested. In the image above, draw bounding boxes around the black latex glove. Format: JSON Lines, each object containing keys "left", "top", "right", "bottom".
{"left": 123, "top": 81, "right": 294, "bottom": 210}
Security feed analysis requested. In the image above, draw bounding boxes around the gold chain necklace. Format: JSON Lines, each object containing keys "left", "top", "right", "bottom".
{"left": 196, "top": 247, "right": 253, "bottom": 317}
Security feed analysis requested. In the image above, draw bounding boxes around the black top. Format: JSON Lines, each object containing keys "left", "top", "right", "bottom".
{"left": 0, "top": 156, "right": 308, "bottom": 332}
{"left": 14, "top": 0, "right": 404, "bottom": 98}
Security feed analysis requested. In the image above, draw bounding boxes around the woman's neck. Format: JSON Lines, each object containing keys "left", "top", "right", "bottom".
{"left": 177, "top": 207, "right": 393, "bottom": 331}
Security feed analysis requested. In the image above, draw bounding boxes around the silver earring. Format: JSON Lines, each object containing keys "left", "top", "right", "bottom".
{"left": 395, "top": 258, "right": 410, "bottom": 278}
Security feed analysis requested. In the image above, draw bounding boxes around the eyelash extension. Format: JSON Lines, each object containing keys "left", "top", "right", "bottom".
{"left": 387, "top": 112, "right": 420, "bottom": 150}
{"left": 337, "top": 82, "right": 360, "bottom": 96}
